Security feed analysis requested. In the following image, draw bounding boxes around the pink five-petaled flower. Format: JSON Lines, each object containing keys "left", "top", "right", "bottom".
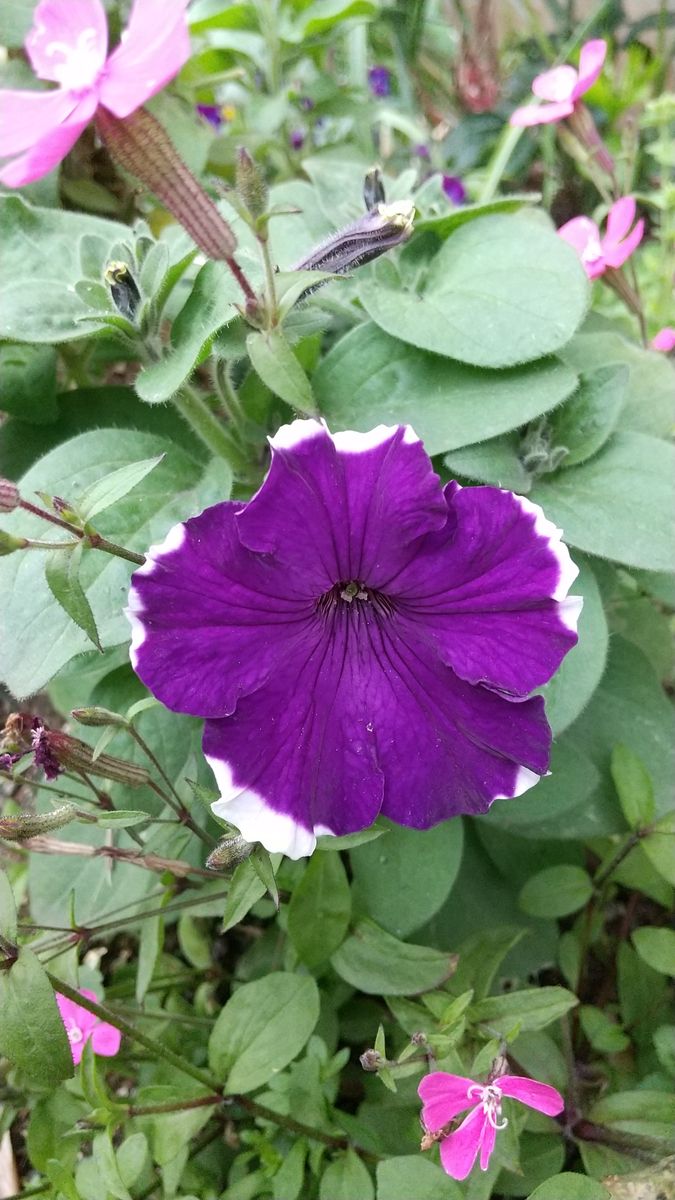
{"left": 557, "top": 196, "right": 644, "bottom": 280}
{"left": 650, "top": 327, "right": 675, "bottom": 353}
{"left": 510, "top": 39, "right": 606, "bottom": 127}
{"left": 419, "top": 1071, "right": 565, "bottom": 1180}
{"left": 56, "top": 989, "right": 121, "bottom": 1066}
{"left": 0, "top": 0, "right": 190, "bottom": 188}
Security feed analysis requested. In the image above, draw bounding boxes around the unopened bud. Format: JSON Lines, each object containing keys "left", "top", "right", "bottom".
{"left": 363, "top": 166, "right": 386, "bottom": 212}
{"left": 488, "top": 1052, "right": 509, "bottom": 1083}
{"left": 104, "top": 261, "right": 141, "bottom": 321}
{"left": 47, "top": 731, "right": 150, "bottom": 787}
{"left": 205, "top": 834, "right": 253, "bottom": 870}
{"left": 0, "top": 530, "right": 27, "bottom": 555}
{"left": 293, "top": 200, "right": 414, "bottom": 278}
{"left": 71, "top": 707, "right": 129, "bottom": 729}
{"left": 359, "top": 1048, "right": 385, "bottom": 1072}
{"left": 236, "top": 148, "right": 268, "bottom": 221}
{"left": 0, "top": 479, "right": 19, "bottom": 513}
{"left": 0, "top": 804, "right": 78, "bottom": 841}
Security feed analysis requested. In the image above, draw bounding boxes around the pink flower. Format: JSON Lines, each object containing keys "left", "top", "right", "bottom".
{"left": 650, "top": 327, "right": 675, "bottom": 353}
{"left": 419, "top": 1070, "right": 564, "bottom": 1180}
{"left": 510, "top": 39, "right": 606, "bottom": 127}
{"left": 0, "top": 0, "right": 190, "bottom": 187}
{"left": 56, "top": 989, "right": 121, "bottom": 1066}
{"left": 557, "top": 196, "right": 644, "bottom": 280}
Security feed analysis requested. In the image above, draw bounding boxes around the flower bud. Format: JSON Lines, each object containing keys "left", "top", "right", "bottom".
{"left": 359, "top": 1048, "right": 385, "bottom": 1072}
{"left": 71, "top": 707, "right": 130, "bottom": 729}
{"left": 104, "top": 260, "right": 141, "bottom": 321}
{"left": 205, "top": 834, "right": 253, "bottom": 870}
{"left": 0, "top": 530, "right": 27, "bottom": 555}
{"left": 0, "top": 479, "right": 20, "bottom": 513}
{"left": 0, "top": 804, "right": 78, "bottom": 841}
{"left": 363, "top": 166, "right": 386, "bottom": 212}
{"left": 292, "top": 200, "right": 414, "bottom": 277}
{"left": 46, "top": 731, "right": 150, "bottom": 787}
{"left": 235, "top": 148, "right": 268, "bottom": 221}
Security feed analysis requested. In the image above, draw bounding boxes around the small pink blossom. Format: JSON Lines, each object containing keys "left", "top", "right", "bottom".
{"left": 419, "top": 1070, "right": 564, "bottom": 1180}
{"left": 557, "top": 196, "right": 644, "bottom": 279}
{"left": 0, "top": 0, "right": 190, "bottom": 187}
{"left": 510, "top": 39, "right": 606, "bottom": 127}
{"left": 56, "top": 989, "right": 121, "bottom": 1066}
{"left": 650, "top": 327, "right": 675, "bottom": 353}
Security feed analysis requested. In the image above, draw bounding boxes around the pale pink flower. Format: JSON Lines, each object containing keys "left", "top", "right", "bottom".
{"left": 510, "top": 39, "right": 606, "bottom": 127}
{"left": 650, "top": 327, "right": 675, "bottom": 353}
{"left": 419, "top": 1070, "right": 564, "bottom": 1180}
{"left": 0, "top": 0, "right": 190, "bottom": 187}
{"left": 557, "top": 196, "right": 644, "bottom": 280}
{"left": 56, "top": 988, "right": 121, "bottom": 1066}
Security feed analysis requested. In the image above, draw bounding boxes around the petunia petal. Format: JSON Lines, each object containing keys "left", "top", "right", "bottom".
{"left": 531, "top": 64, "right": 577, "bottom": 103}
{"left": 419, "top": 1073, "right": 477, "bottom": 1130}
{"left": 0, "top": 104, "right": 93, "bottom": 187}
{"left": 127, "top": 505, "right": 315, "bottom": 720}
{"left": 91, "top": 1020, "right": 122, "bottom": 1058}
{"left": 604, "top": 196, "right": 636, "bottom": 246}
{"left": 237, "top": 421, "right": 448, "bottom": 594}
{"left": 26, "top": 0, "right": 108, "bottom": 88}
{"left": 499, "top": 1075, "right": 565, "bottom": 1116}
{"left": 99, "top": 0, "right": 191, "bottom": 118}
{"left": 510, "top": 99, "right": 574, "bottom": 127}
{"left": 439, "top": 1106, "right": 486, "bottom": 1181}
{"left": 0, "top": 87, "right": 81, "bottom": 157}
{"left": 573, "top": 38, "right": 607, "bottom": 98}
{"left": 390, "top": 485, "right": 581, "bottom": 697}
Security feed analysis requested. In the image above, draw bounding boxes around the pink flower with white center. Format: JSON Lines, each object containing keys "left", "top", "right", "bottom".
{"left": 56, "top": 988, "right": 121, "bottom": 1066}
{"left": 650, "top": 327, "right": 675, "bottom": 353}
{"left": 557, "top": 196, "right": 644, "bottom": 280}
{"left": 419, "top": 1070, "right": 564, "bottom": 1180}
{"left": 510, "top": 39, "right": 606, "bottom": 127}
{"left": 0, "top": 0, "right": 190, "bottom": 187}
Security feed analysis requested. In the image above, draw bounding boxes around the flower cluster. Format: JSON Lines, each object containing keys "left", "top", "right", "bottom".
{"left": 0, "top": 0, "right": 190, "bottom": 187}
{"left": 127, "top": 420, "right": 580, "bottom": 859}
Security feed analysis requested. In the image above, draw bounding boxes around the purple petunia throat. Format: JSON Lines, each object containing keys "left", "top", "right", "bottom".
{"left": 126, "top": 421, "right": 581, "bottom": 858}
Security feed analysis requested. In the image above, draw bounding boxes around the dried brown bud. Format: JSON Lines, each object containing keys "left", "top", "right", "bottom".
{"left": 0, "top": 479, "right": 20, "bottom": 513}
{"left": 359, "top": 1048, "right": 385, "bottom": 1072}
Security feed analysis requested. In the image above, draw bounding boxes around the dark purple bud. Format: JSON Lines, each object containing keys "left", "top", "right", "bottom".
{"left": 289, "top": 129, "right": 305, "bottom": 151}
{"left": 293, "top": 200, "right": 414, "bottom": 277}
{"left": 0, "top": 752, "right": 22, "bottom": 771}
{"left": 31, "top": 724, "right": 63, "bottom": 781}
{"left": 368, "top": 66, "right": 391, "bottom": 98}
{"left": 298, "top": 96, "right": 315, "bottom": 111}
{"left": 104, "top": 261, "right": 141, "bottom": 321}
{"left": 442, "top": 175, "right": 466, "bottom": 205}
{"left": 196, "top": 103, "right": 224, "bottom": 129}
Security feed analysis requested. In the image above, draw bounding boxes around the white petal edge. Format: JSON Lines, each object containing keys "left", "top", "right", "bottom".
{"left": 560, "top": 594, "right": 584, "bottom": 633}
{"left": 493, "top": 764, "right": 542, "bottom": 802}
{"left": 124, "top": 521, "right": 187, "bottom": 668}
{"left": 207, "top": 754, "right": 318, "bottom": 859}
{"left": 510, "top": 492, "right": 579, "bottom": 601}
{"left": 270, "top": 417, "right": 420, "bottom": 455}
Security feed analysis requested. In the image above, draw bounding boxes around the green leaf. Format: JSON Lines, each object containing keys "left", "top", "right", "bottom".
{"left": 0, "top": 429, "right": 231, "bottom": 696}
{"left": 221, "top": 858, "right": 267, "bottom": 933}
{"left": 470, "top": 986, "right": 578, "bottom": 1033}
{"left": 588, "top": 1089, "right": 675, "bottom": 1141}
{"left": 273, "top": 1138, "right": 307, "bottom": 1200}
{"left": 247, "top": 329, "right": 317, "bottom": 415}
{"left": 579, "top": 1005, "right": 630, "bottom": 1054}
{"left": 208, "top": 972, "right": 320, "bottom": 1092}
{"left": 135, "top": 261, "right": 240, "bottom": 404}
{"left": 331, "top": 918, "right": 457, "bottom": 995}
{"left": 528, "top": 433, "right": 675, "bottom": 571}
{"left": 136, "top": 912, "right": 164, "bottom": 1004}
{"left": 376, "top": 1156, "right": 463, "bottom": 1199}
{"left": 0, "top": 948, "right": 73, "bottom": 1085}
{"left": 92, "top": 1132, "right": 132, "bottom": 1200}
{"left": 632, "top": 928, "right": 675, "bottom": 977}
{"left": 642, "top": 812, "right": 675, "bottom": 886}
{"left": 250, "top": 844, "right": 279, "bottom": 908}
{"left": 281, "top": 0, "right": 379, "bottom": 42}
{"left": 287, "top": 850, "right": 352, "bottom": 966}
{"left": 314, "top": 322, "right": 578, "bottom": 456}
{"left": 350, "top": 818, "right": 463, "bottom": 938}
{"left": 0, "top": 343, "right": 58, "bottom": 423}
{"left": 447, "top": 927, "right": 525, "bottom": 1001}
{"left": 359, "top": 214, "right": 589, "bottom": 368}
{"left": 536, "top": 556, "right": 608, "bottom": 735}
{"left": 0, "top": 195, "right": 125, "bottom": 342}
{"left": 610, "top": 744, "right": 656, "bottom": 829}
{"left": 444, "top": 433, "right": 531, "bottom": 493}
{"left": 548, "top": 365, "right": 629, "bottom": 467}
{"left": 482, "top": 734, "right": 599, "bottom": 839}
{"left": 45, "top": 542, "right": 102, "bottom": 652}
{"left": 416, "top": 194, "right": 538, "bottom": 239}
{"left": 95, "top": 809, "right": 150, "bottom": 828}
{"left": 526, "top": 1173, "right": 611, "bottom": 1199}
{"left": 317, "top": 826, "right": 386, "bottom": 851}
{"left": 320, "top": 1149, "right": 374, "bottom": 1200}
{"left": 77, "top": 455, "right": 164, "bottom": 520}
{"left": 0, "top": 868, "right": 17, "bottom": 943}
{"left": 519, "top": 865, "right": 593, "bottom": 919}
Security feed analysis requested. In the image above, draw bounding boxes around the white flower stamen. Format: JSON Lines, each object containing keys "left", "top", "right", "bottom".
{"left": 66, "top": 1019, "right": 84, "bottom": 1045}
{"left": 467, "top": 1083, "right": 509, "bottom": 1131}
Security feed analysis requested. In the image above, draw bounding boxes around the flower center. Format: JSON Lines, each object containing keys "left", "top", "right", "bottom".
{"left": 467, "top": 1083, "right": 508, "bottom": 1130}
{"left": 44, "top": 27, "right": 101, "bottom": 90}
{"left": 65, "top": 1019, "right": 84, "bottom": 1045}
{"left": 316, "top": 581, "right": 395, "bottom": 616}
{"left": 581, "top": 235, "right": 603, "bottom": 265}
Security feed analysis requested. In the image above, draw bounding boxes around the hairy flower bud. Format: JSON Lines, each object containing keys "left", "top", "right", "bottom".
{"left": 0, "top": 530, "right": 27, "bottom": 555}
{"left": 292, "top": 200, "right": 414, "bottom": 277}
{"left": 205, "top": 834, "right": 254, "bottom": 870}
{"left": 104, "top": 261, "right": 141, "bottom": 321}
{"left": 0, "top": 804, "right": 78, "bottom": 841}
{"left": 71, "top": 707, "right": 130, "bottom": 729}
{"left": 46, "top": 731, "right": 150, "bottom": 787}
{"left": 0, "top": 479, "right": 20, "bottom": 513}
{"left": 235, "top": 148, "right": 268, "bottom": 220}
{"left": 359, "top": 1048, "right": 385, "bottom": 1072}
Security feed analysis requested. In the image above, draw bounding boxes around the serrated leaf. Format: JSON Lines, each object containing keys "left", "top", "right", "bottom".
{"left": 77, "top": 454, "right": 164, "bottom": 521}
{"left": 247, "top": 329, "right": 317, "bottom": 414}
{"left": 45, "top": 542, "right": 102, "bottom": 652}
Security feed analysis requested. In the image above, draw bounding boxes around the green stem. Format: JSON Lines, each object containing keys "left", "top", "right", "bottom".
{"left": 129, "top": 726, "right": 212, "bottom": 848}
{"left": 172, "top": 386, "right": 249, "bottom": 472}
{"left": 18, "top": 500, "right": 144, "bottom": 565}
{"left": 258, "top": 236, "right": 278, "bottom": 328}
{"left": 347, "top": 20, "right": 368, "bottom": 87}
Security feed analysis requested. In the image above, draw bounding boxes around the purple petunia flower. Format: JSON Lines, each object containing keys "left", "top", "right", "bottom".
{"left": 126, "top": 421, "right": 581, "bottom": 859}
{"left": 368, "top": 65, "right": 391, "bottom": 97}
{"left": 442, "top": 174, "right": 466, "bottom": 205}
